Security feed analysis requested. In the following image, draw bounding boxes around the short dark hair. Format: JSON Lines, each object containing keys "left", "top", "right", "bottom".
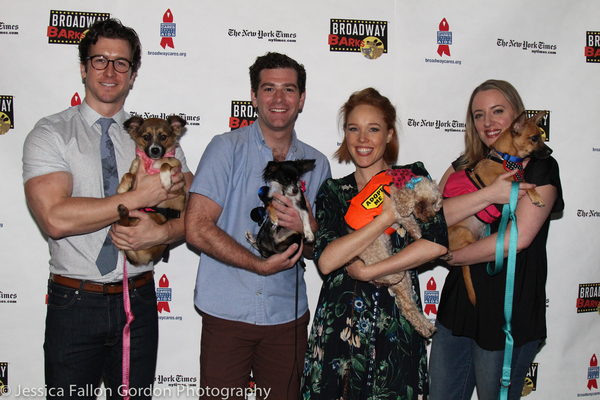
{"left": 249, "top": 52, "right": 306, "bottom": 94}
{"left": 79, "top": 18, "right": 142, "bottom": 73}
{"left": 334, "top": 87, "right": 399, "bottom": 165}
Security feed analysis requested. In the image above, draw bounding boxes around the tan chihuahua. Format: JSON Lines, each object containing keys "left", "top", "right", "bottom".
{"left": 445, "top": 111, "right": 551, "bottom": 306}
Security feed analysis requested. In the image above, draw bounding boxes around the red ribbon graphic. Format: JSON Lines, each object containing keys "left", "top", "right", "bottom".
{"left": 160, "top": 9, "right": 174, "bottom": 49}
{"left": 71, "top": 93, "right": 81, "bottom": 107}
{"left": 424, "top": 277, "right": 438, "bottom": 316}
{"left": 157, "top": 274, "right": 171, "bottom": 313}
{"left": 589, "top": 354, "right": 598, "bottom": 390}
{"left": 437, "top": 18, "right": 450, "bottom": 57}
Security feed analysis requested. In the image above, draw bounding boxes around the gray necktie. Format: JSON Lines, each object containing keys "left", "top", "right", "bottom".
{"left": 96, "top": 117, "right": 119, "bottom": 275}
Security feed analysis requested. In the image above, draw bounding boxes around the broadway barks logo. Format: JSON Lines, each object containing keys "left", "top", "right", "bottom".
{"left": 47, "top": 10, "right": 109, "bottom": 45}
{"left": 522, "top": 363, "right": 538, "bottom": 396}
{"left": 160, "top": 9, "right": 176, "bottom": 49}
{"left": 527, "top": 109, "right": 550, "bottom": 141}
{"left": 0, "top": 362, "right": 7, "bottom": 396}
{"left": 586, "top": 31, "right": 600, "bottom": 63}
{"left": 229, "top": 101, "right": 257, "bottom": 131}
{"left": 576, "top": 283, "right": 600, "bottom": 313}
{"left": 0, "top": 96, "right": 14, "bottom": 135}
{"left": 328, "top": 19, "right": 388, "bottom": 60}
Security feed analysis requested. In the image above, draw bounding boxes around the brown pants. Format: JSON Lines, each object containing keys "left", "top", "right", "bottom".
{"left": 199, "top": 311, "right": 309, "bottom": 400}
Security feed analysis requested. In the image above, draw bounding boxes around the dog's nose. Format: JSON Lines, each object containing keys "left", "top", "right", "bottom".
{"left": 150, "top": 147, "right": 161, "bottom": 156}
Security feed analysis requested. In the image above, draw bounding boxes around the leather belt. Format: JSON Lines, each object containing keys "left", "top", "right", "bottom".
{"left": 50, "top": 271, "right": 154, "bottom": 294}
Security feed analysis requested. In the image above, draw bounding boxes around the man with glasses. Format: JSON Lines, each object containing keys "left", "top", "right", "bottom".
{"left": 23, "top": 18, "right": 192, "bottom": 398}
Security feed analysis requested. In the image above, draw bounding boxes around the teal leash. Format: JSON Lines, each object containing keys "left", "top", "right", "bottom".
{"left": 486, "top": 182, "right": 520, "bottom": 400}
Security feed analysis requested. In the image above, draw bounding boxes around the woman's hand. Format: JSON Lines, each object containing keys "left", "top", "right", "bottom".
{"left": 483, "top": 170, "right": 536, "bottom": 205}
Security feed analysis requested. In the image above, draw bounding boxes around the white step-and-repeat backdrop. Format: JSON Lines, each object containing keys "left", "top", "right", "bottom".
{"left": 2, "top": 1, "right": 599, "bottom": 398}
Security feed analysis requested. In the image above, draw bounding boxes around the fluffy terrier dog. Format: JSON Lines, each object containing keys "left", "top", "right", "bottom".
{"left": 357, "top": 171, "right": 442, "bottom": 338}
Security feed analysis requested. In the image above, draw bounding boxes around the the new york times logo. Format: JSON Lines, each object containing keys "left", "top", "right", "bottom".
{"left": 0, "top": 96, "right": 14, "bottom": 135}
{"left": 0, "top": 22, "right": 19, "bottom": 35}
{"left": 329, "top": 19, "right": 387, "bottom": 60}
{"left": 47, "top": 10, "right": 109, "bottom": 45}
{"left": 229, "top": 101, "right": 257, "bottom": 131}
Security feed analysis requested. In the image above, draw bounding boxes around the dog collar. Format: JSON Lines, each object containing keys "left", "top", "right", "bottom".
{"left": 493, "top": 150, "right": 524, "bottom": 164}
{"left": 486, "top": 151, "right": 525, "bottom": 182}
{"left": 140, "top": 206, "right": 181, "bottom": 219}
{"left": 135, "top": 148, "right": 176, "bottom": 175}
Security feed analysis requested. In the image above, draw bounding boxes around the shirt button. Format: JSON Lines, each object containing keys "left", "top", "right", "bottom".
{"left": 256, "top": 292, "right": 261, "bottom": 295}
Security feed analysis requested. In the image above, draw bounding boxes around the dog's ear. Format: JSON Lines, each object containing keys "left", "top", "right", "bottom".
{"left": 390, "top": 186, "right": 414, "bottom": 217}
{"left": 510, "top": 111, "right": 528, "bottom": 136}
{"left": 414, "top": 180, "right": 442, "bottom": 221}
{"left": 262, "top": 161, "right": 280, "bottom": 181}
{"left": 297, "top": 159, "right": 316, "bottom": 175}
{"left": 531, "top": 110, "right": 548, "bottom": 126}
{"left": 123, "top": 116, "right": 144, "bottom": 135}
{"left": 167, "top": 115, "right": 187, "bottom": 135}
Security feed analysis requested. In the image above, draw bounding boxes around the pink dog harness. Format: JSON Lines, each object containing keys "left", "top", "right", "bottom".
{"left": 135, "top": 148, "right": 176, "bottom": 174}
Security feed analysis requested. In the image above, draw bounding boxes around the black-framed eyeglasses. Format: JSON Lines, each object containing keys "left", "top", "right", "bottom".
{"left": 86, "top": 55, "right": 133, "bottom": 73}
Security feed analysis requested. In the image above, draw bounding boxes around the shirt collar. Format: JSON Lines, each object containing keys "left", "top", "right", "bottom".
{"left": 78, "top": 101, "right": 129, "bottom": 130}
{"left": 250, "top": 121, "right": 300, "bottom": 160}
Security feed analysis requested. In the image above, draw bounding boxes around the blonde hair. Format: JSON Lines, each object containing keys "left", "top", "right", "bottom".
{"left": 457, "top": 80, "right": 525, "bottom": 171}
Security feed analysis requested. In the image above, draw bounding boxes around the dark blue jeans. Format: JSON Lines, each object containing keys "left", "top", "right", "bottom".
{"left": 44, "top": 278, "right": 158, "bottom": 399}
{"left": 429, "top": 320, "right": 540, "bottom": 400}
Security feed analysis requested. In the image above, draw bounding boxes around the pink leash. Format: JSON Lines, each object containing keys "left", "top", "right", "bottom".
{"left": 122, "top": 258, "right": 135, "bottom": 400}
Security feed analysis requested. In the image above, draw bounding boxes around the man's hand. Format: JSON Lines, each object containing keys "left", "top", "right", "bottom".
{"left": 130, "top": 161, "right": 186, "bottom": 209}
{"left": 257, "top": 242, "right": 303, "bottom": 276}
{"left": 110, "top": 210, "right": 168, "bottom": 251}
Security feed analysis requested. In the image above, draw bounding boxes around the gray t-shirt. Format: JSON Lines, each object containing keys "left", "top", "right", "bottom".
{"left": 23, "top": 102, "right": 190, "bottom": 282}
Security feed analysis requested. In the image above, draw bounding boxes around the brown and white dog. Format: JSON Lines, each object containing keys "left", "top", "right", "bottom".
{"left": 358, "top": 174, "right": 443, "bottom": 338}
{"left": 116, "top": 115, "right": 187, "bottom": 266}
{"left": 444, "top": 111, "right": 551, "bottom": 306}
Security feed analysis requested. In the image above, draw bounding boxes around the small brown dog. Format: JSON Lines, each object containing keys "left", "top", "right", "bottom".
{"left": 444, "top": 111, "right": 551, "bottom": 306}
{"left": 116, "top": 115, "right": 187, "bottom": 266}
{"left": 358, "top": 176, "right": 442, "bottom": 338}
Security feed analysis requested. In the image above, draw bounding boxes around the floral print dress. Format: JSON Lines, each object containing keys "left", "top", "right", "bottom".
{"left": 301, "top": 163, "right": 448, "bottom": 400}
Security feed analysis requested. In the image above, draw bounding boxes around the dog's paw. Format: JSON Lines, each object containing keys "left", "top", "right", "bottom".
{"left": 245, "top": 230, "right": 256, "bottom": 245}
{"left": 159, "top": 169, "right": 173, "bottom": 191}
{"left": 440, "top": 251, "right": 453, "bottom": 261}
{"left": 305, "top": 231, "right": 315, "bottom": 243}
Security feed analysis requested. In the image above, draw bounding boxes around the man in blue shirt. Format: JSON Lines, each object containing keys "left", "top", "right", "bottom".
{"left": 185, "top": 52, "right": 331, "bottom": 399}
